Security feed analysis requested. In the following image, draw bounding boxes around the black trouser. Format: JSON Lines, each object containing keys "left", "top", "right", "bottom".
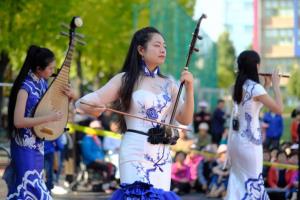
{"left": 171, "top": 180, "right": 191, "bottom": 194}
{"left": 264, "top": 137, "right": 280, "bottom": 149}
{"left": 87, "top": 161, "right": 115, "bottom": 181}
{"left": 211, "top": 132, "right": 222, "bottom": 145}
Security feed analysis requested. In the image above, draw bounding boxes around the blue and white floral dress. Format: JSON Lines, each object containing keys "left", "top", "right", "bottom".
{"left": 77, "top": 68, "right": 181, "bottom": 199}
{"left": 6, "top": 72, "right": 52, "bottom": 200}
{"left": 225, "top": 79, "right": 269, "bottom": 200}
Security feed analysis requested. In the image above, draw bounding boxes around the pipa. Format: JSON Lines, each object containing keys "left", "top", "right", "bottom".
{"left": 33, "top": 16, "right": 83, "bottom": 140}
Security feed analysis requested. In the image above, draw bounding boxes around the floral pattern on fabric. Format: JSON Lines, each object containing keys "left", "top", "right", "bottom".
{"left": 7, "top": 170, "right": 52, "bottom": 200}
{"left": 242, "top": 174, "right": 270, "bottom": 200}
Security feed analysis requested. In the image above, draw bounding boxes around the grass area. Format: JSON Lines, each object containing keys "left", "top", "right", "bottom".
{"left": 282, "top": 116, "right": 292, "bottom": 142}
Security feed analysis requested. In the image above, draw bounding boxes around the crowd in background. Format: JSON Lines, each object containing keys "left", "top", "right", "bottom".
{"left": 33, "top": 99, "right": 299, "bottom": 199}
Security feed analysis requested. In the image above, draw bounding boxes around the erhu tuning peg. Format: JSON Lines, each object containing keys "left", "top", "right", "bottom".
{"left": 197, "top": 35, "right": 203, "bottom": 40}
{"left": 193, "top": 48, "right": 199, "bottom": 52}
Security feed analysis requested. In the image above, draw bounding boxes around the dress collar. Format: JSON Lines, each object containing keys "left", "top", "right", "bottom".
{"left": 29, "top": 70, "right": 41, "bottom": 83}
{"left": 142, "top": 63, "right": 160, "bottom": 78}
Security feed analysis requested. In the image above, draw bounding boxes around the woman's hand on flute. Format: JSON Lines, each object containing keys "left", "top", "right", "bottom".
{"left": 271, "top": 69, "right": 281, "bottom": 89}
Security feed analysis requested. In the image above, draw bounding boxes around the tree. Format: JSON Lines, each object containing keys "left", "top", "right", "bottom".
{"left": 287, "top": 66, "right": 300, "bottom": 99}
{"left": 216, "top": 32, "right": 236, "bottom": 88}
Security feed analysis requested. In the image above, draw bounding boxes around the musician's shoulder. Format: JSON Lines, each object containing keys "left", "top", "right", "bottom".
{"left": 107, "top": 73, "right": 125, "bottom": 84}
{"left": 112, "top": 72, "right": 125, "bottom": 80}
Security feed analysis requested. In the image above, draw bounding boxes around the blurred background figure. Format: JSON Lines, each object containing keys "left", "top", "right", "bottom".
{"left": 171, "top": 151, "right": 192, "bottom": 195}
{"left": 210, "top": 99, "right": 226, "bottom": 145}
{"left": 206, "top": 144, "right": 229, "bottom": 198}
{"left": 103, "top": 120, "right": 121, "bottom": 179}
{"left": 263, "top": 110, "right": 284, "bottom": 149}
{"left": 196, "top": 122, "right": 211, "bottom": 150}
{"left": 193, "top": 101, "right": 211, "bottom": 133}
{"left": 171, "top": 125, "right": 195, "bottom": 155}
{"left": 81, "top": 120, "right": 116, "bottom": 188}
{"left": 290, "top": 109, "right": 300, "bottom": 144}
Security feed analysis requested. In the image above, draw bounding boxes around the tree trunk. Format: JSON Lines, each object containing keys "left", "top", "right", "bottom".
{"left": 0, "top": 50, "right": 10, "bottom": 128}
{"left": 76, "top": 50, "right": 84, "bottom": 96}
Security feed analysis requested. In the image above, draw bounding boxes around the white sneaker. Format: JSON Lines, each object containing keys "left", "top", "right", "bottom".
{"left": 51, "top": 185, "right": 68, "bottom": 195}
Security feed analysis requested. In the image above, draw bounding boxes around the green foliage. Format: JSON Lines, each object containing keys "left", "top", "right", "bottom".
{"left": 0, "top": 0, "right": 73, "bottom": 75}
{"left": 177, "top": 0, "right": 196, "bottom": 15}
{"left": 216, "top": 32, "right": 236, "bottom": 88}
{"left": 0, "top": 0, "right": 196, "bottom": 86}
{"left": 287, "top": 66, "right": 300, "bottom": 99}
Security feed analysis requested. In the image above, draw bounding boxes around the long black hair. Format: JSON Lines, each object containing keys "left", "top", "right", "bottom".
{"left": 7, "top": 45, "right": 55, "bottom": 137}
{"left": 233, "top": 50, "right": 260, "bottom": 104}
{"left": 117, "top": 27, "right": 165, "bottom": 132}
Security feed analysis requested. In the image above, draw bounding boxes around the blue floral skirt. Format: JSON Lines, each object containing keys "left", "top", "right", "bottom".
{"left": 110, "top": 181, "right": 180, "bottom": 200}
{"left": 6, "top": 140, "right": 52, "bottom": 200}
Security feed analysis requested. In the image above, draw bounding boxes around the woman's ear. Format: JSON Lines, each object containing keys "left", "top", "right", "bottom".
{"left": 137, "top": 45, "right": 144, "bottom": 57}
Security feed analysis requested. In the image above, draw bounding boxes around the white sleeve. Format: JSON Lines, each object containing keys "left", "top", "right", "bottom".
{"left": 75, "top": 72, "right": 123, "bottom": 108}
{"left": 252, "top": 83, "right": 267, "bottom": 97}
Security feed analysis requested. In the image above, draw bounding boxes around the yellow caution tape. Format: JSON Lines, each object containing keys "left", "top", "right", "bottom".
{"left": 67, "top": 123, "right": 122, "bottom": 139}
{"left": 67, "top": 123, "right": 298, "bottom": 170}
{"left": 262, "top": 161, "right": 298, "bottom": 170}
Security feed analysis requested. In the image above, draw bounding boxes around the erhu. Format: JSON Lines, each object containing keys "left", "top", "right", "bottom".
{"left": 156, "top": 14, "right": 207, "bottom": 145}
{"left": 33, "top": 17, "right": 85, "bottom": 140}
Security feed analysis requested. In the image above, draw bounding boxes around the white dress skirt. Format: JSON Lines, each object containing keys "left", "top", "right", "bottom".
{"left": 225, "top": 80, "right": 270, "bottom": 200}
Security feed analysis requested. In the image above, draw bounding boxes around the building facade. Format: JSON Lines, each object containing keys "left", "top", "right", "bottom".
{"left": 254, "top": 0, "right": 300, "bottom": 74}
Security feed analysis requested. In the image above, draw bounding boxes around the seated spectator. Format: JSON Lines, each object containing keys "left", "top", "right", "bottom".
{"left": 280, "top": 141, "right": 292, "bottom": 157}
{"left": 196, "top": 122, "right": 211, "bottom": 150}
{"left": 81, "top": 120, "right": 116, "bottom": 183}
{"left": 270, "top": 148, "right": 279, "bottom": 162}
{"left": 184, "top": 149, "right": 204, "bottom": 190}
{"left": 267, "top": 151, "right": 288, "bottom": 189}
{"left": 171, "top": 151, "right": 191, "bottom": 195}
{"left": 193, "top": 101, "right": 211, "bottom": 133}
{"left": 171, "top": 125, "right": 195, "bottom": 154}
{"left": 285, "top": 152, "right": 298, "bottom": 199}
{"left": 197, "top": 144, "right": 218, "bottom": 193}
{"left": 262, "top": 148, "right": 271, "bottom": 187}
{"left": 206, "top": 144, "right": 229, "bottom": 198}
{"left": 103, "top": 120, "right": 121, "bottom": 179}
{"left": 290, "top": 111, "right": 300, "bottom": 143}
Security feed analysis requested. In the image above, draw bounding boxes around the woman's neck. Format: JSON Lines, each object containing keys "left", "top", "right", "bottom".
{"left": 144, "top": 61, "right": 157, "bottom": 72}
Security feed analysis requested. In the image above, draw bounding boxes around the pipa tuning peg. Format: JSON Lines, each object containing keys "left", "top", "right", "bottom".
{"left": 60, "top": 31, "right": 69, "bottom": 37}
{"left": 75, "top": 39, "right": 86, "bottom": 46}
{"left": 61, "top": 23, "right": 69, "bottom": 30}
{"left": 75, "top": 32, "right": 85, "bottom": 39}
